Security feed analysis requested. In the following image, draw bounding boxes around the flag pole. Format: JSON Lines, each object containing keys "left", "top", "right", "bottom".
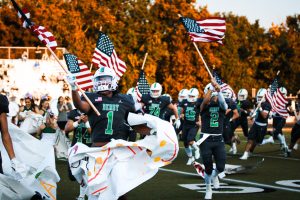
{"left": 192, "top": 42, "right": 213, "bottom": 79}
{"left": 251, "top": 70, "right": 280, "bottom": 118}
{"left": 141, "top": 52, "right": 148, "bottom": 70}
{"left": 10, "top": 0, "right": 100, "bottom": 115}
{"left": 89, "top": 63, "right": 93, "bottom": 72}
{"left": 45, "top": 45, "right": 100, "bottom": 116}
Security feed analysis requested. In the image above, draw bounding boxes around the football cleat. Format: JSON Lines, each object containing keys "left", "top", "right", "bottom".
{"left": 212, "top": 170, "right": 220, "bottom": 189}
{"left": 186, "top": 156, "right": 195, "bottom": 165}
{"left": 239, "top": 151, "right": 249, "bottom": 160}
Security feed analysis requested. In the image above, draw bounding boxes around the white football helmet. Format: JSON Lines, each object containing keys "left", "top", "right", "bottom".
{"left": 178, "top": 89, "right": 189, "bottom": 102}
{"left": 187, "top": 88, "right": 199, "bottom": 102}
{"left": 162, "top": 93, "right": 172, "bottom": 102}
{"left": 222, "top": 88, "right": 233, "bottom": 99}
{"left": 150, "top": 82, "right": 162, "bottom": 98}
{"left": 279, "top": 87, "right": 287, "bottom": 97}
{"left": 238, "top": 88, "right": 248, "bottom": 101}
{"left": 93, "top": 67, "right": 118, "bottom": 92}
{"left": 256, "top": 88, "right": 267, "bottom": 102}
{"left": 127, "top": 87, "right": 136, "bottom": 96}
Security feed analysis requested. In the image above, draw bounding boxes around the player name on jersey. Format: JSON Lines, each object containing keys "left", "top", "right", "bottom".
{"left": 102, "top": 104, "right": 120, "bottom": 111}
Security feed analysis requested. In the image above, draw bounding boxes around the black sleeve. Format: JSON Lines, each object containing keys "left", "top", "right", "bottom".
{"left": 0, "top": 94, "right": 9, "bottom": 114}
{"left": 262, "top": 102, "right": 271, "bottom": 112}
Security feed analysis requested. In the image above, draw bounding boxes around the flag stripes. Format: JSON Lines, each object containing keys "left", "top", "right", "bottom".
{"left": 14, "top": 1, "right": 57, "bottom": 51}
{"left": 213, "top": 70, "right": 236, "bottom": 99}
{"left": 31, "top": 25, "right": 57, "bottom": 51}
{"left": 92, "top": 32, "right": 126, "bottom": 80}
{"left": 266, "top": 88, "right": 289, "bottom": 118}
{"left": 181, "top": 17, "right": 226, "bottom": 44}
{"left": 64, "top": 53, "right": 93, "bottom": 91}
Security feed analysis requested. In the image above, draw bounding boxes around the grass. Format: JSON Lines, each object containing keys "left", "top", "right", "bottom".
{"left": 56, "top": 131, "right": 300, "bottom": 200}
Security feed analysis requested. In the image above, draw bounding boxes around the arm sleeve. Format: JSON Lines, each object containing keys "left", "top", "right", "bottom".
{"left": 0, "top": 95, "right": 9, "bottom": 114}
{"left": 218, "top": 92, "right": 228, "bottom": 111}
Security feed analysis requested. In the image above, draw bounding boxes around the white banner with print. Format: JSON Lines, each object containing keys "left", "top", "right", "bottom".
{"left": 68, "top": 114, "right": 179, "bottom": 200}
{"left": 0, "top": 122, "right": 60, "bottom": 200}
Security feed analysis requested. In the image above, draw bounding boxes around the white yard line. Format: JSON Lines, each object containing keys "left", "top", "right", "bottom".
{"left": 178, "top": 147, "right": 300, "bottom": 161}
{"left": 160, "top": 168, "right": 300, "bottom": 193}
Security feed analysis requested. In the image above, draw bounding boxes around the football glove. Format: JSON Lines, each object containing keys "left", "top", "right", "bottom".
{"left": 11, "top": 158, "right": 30, "bottom": 180}
{"left": 66, "top": 74, "right": 77, "bottom": 91}
{"left": 174, "top": 118, "right": 181, "bottom": 129}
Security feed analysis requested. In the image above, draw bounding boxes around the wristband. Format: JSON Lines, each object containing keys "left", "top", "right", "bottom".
{"left": 73, "top": 121, "right": 79, "bottom": 128}
{"left": 85, "top": 121, "right": 91, "bottom": 129}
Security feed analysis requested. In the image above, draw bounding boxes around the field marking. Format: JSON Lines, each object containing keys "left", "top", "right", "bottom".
{"left": 159, "top": 168, "right": 300, "bottom": 193}
{"left": 178, "top": 147, "right": 300, "bottom": 161}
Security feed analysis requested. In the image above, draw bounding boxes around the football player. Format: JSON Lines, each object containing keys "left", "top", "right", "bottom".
{"left": 67, "top": 66, "right": 136, "bottom": 200}
{"left": 65, "top": 109, "right": 92, "bottom": 200}
{"left": 221, "top": 88, "right": 239, "bottom": 155}
{"left": 198, "top": 79, "right": 227, "bottom": 200}
{"left": 240, "top": 88, "right": 271, "bottom": 160}
{"left": 261, "top": 87, "right": 291, "bottom": 157}
{"left": 178, "top": 88, "right": 202, "bottom": 165}
{"left": 176, "top": 88, "right": 189, "bottom": 137}
{"left": 140, "top": 82, "right": 180, "bottom": 128}
{"left": 161, "top": 93, "right": 175, "bottom": 122}
{"left": 288, "top": 89, "right": 300, "bottom": 153}
{"left": 232, "top": 88, "right": 252, "bottom": 138}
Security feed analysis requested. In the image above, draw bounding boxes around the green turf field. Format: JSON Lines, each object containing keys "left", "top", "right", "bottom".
{"left": 56, "top": 131, "right": 300, "bottom": 200}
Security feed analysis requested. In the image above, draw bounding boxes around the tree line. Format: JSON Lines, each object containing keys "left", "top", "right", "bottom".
{"left": 0, "top": 0, "right": 299, "bottom": 97}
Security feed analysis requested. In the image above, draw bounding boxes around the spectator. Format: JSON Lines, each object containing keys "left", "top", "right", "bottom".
{"left": 37, "top": 111, "right": 58, "bottom": 144}
{"left": 57, "top": 96, "right": 72, "bottom": 131}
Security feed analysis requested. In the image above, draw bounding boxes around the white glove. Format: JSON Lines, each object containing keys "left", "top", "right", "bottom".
{"left": 11, "top": 158, "right": 30, "bottom": 180}
{"left": 66, "top": 74, "right": 77, "bottom": 91}
{"left": 174, "top": 118, "right": 181, "bottom": 129}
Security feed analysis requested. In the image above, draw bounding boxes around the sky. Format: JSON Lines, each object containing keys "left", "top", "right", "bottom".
{"left": 196, "top": 0, "right": 299, "bottom": 29}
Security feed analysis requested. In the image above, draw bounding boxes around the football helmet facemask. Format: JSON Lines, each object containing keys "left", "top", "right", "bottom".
{"left": 93, "top": 67, "right": 118, "bottom": 92}
{"left": 187, "top": 88, "right": 199, "bottom": 102}
{"left": 178, "top": 89, "right": 189, "bottom": 102}
{"left": 222, "top": 88, "right": 233, "bottom": 99}
{"left": 150, "top": 82, "right": 162, "bottom": 98}
{"left": 256, "top": 88, "right": 266, "bottom": 102}
{"left": 238, "top": 88, "right": 248, "bottom": 101}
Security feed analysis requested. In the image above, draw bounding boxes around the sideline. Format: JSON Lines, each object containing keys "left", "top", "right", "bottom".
{"left": 159, "top": 168, "right": 300, "bottom": 193}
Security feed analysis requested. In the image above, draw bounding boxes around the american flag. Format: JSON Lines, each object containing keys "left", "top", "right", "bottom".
{"left": 265, "top": 76, "right": 289, "bottom": 118}
{"left": 64, "top": 53, "right": 94, "bottom": 91}
{"left": 213, "top": 70, "right": 236, "bottom": 100}
{"left": 135, "top": 70, "right": 150, "bottom": 101}
{"left": 181, "top": 17, "right": 226, "bottom": 44}
{"left": 92, "top": 32, "right": 126, "bottom": 80}
{"left": 12, "top": 0, "right": 57, "bottom": 51}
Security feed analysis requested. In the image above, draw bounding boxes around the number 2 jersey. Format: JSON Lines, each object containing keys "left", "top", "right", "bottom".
{"left": 200, "top": 101, "right": 226, "bottom": 135}
{"left": 83, "top": 92, "right": 135, "bottom": 143}
{"left": 141, "top": 94, "right": 171, "bottom": 119}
